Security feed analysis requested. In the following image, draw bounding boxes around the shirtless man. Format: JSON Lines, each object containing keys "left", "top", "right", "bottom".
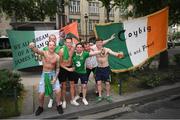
{"left": 29, "top": 41, "right": 63, "bottom": 116}
{"left": 43, "top": 34, "right": 62, "bottom": 108}
{"left": 58, "top": 37, "right": 78, "bottom": 108}
{"left": 93, "top": 38, "right": 124, "bottom": 103}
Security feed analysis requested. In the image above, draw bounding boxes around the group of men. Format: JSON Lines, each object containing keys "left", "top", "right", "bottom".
{"left": 28, "top": 32, "right": 124, "bottom": 116}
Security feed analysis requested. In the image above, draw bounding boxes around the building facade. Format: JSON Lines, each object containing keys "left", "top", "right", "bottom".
{"left": 1, "top": 0, "right": 121, "bottom": 41}
{"left": 65, "top": 0, "right": 121, "bottom": 41}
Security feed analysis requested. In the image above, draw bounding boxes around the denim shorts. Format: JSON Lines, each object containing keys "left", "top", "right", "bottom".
{"left": 38, "top": 71, "right": 61, "bottom": 93}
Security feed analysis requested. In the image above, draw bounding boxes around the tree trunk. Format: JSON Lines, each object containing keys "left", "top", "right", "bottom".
{"left": 158, "top": 50, "right": 169, "bottom": 70}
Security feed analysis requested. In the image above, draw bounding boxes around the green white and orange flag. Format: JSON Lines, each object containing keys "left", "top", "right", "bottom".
{"left": 94, "top": 7, "right": 168, "bottom": 72}
{"left": 62, "top": 21, "right": 79, "bottom": 44}
{"left": 7, "top": 22, "right": 79, "bottom": 70}
{"left": 7, "top": 30, "right": 60, "bottom": 70}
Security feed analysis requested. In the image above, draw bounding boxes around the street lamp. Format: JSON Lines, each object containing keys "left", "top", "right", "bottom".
{"left": 84, "top": 13, "right": 88, "bottom": 42}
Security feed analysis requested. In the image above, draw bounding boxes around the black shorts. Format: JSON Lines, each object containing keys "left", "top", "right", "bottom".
{"left": 58, "top": 67, "right": 75, "bottom": 83}
{"left": 74, "top": 72, "right": 88, "bottom": 84}
{"left": 95, "top": 66, "right": 111, "bottom": 82}
{"left": 86, "top": 67, "right": 97, "bottom": 78}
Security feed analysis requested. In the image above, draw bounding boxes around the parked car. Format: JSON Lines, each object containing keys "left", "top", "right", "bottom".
{"left": 168, "top": 40, "right": 175, "bottom": 49}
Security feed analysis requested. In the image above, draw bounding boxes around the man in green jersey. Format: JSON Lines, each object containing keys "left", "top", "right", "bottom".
{"left": 72, "top": 43, "right": 101, "bottom": 105}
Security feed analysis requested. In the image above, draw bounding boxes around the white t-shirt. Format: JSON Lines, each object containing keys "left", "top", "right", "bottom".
{"left": 85, "top": 45, "right": 98, "bottom": 69}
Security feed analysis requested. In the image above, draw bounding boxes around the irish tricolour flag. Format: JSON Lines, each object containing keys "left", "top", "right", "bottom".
{"left": 95, "top": 7, "right": 168, "bottom": 72}
{"left": 7, "top": 30, "right": 60, "bottom": 70}
{"left": 7, "top": 22, "right": 79, "bottom": 70}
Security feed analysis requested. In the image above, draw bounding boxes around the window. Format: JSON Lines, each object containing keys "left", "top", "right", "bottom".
{"left": 0, "top": 37, "right": 11, "bottom": 49}
{"left": 69, "top": 0, "right": 80, "bottom": 14}
{"left": 89, "top": 20, "right": 99, "bottom": 32}
{"left": 109, "top": 5, "right": 115, "bottom": 17}
{"left": 89, "top": 2, "right": 99, "bottom": 16}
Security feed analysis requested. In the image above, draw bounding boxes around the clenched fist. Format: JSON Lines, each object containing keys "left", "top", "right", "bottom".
{"left": 29, "top": 42, "right": 35, "bottom": 49}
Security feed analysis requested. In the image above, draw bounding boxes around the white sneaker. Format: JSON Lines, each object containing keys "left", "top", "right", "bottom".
{"left": 62, "top": 101, "right": 66, "bottom": 109}
{"left": 74, "top": 95, "right": 80, "bottom": 101}
{"left": 70, "top": 99, "right": 79, "bottom": 106}
{"left": 48, "top": 99, "right": 53, "bottom": 108}
{"left": 82, "top": 98, "right": 88, "bottom": 105}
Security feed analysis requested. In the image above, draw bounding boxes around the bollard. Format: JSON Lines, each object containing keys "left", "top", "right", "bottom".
{"left": 118, "top": 79, "right": 122, "bottom": 95}
{"left": 14, "top": 87, "right": 19, "bottom": 114}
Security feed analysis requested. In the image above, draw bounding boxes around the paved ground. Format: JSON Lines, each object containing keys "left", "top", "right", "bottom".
{"left": 0, "top": 57, "right": 99, "bottom": 115}
{"left": 1, "top": 57, "right": 180, "bottom": 119}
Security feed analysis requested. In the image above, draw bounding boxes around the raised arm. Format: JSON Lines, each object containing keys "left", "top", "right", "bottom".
{"left": 89, "top": 50, "right": 101, "bottom": 56}
{"left": 29, "top": 42, "right": 44, "bottom": 56}
{"left": 108, "top": 48, "right": 124, "bottom": 58}
{"left": 102, "top": 33, "right": 116, "bottom": 45}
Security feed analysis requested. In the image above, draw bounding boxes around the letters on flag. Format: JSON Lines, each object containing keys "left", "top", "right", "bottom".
{"left": 7, "top": 22, "right": 79, "bottom": 70}
{"left": 94, "top": 7, "right": 168, "bottom": 72}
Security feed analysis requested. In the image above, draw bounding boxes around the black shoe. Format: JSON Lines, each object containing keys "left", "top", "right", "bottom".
{"left": 79, "top": 92, "right": 83, "bottom": 98}
{"left": 96, "top": 92, "right": 99, "bottom": 97}
{"left": 57, "top": 105, "right": 63, "bottom": 114}
{"left": 35, "top": 106, "right": 43, "bottom": 116}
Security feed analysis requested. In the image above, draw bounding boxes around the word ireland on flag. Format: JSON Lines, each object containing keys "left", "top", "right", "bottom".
{"left": 94, "top": 7, "right": 168, "bottom": 72}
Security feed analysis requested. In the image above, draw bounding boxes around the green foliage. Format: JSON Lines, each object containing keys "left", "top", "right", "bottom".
{"left": 0, "top": 69, "right": 24, "bottom": 97}
{"left": 174, "top": 32, "right": 180, "bottom": 39}
{"left": 139, "top": 71, "right": 161, "bottom": 88}
{"left": 111, "top": 63, "right": 179, "bottom": 94}
{"left": 0, "top": 69, "right": 24, "bottom": 118}
{"left": 98, "top": 0, "right": 115, "bottom": 22}
{"left": 0, "top": 0, "right": 58, "bottom": 21}
{"left": 0, "top": 97, "right": 23, "bottom": 118}
{"left": 114, "top": 0, "right": 180, "bottom": 25}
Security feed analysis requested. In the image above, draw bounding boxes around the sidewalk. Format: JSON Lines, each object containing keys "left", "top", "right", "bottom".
{"left": 16, "top": 82, "right": 180, "bottom": 119}
{"left": 1, "top": 58, "right": 180, "bottom": 119}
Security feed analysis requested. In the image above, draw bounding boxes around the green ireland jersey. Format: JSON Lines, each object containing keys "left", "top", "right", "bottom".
{"left": 72, "top": 51, "right": 89, "bottom": 74}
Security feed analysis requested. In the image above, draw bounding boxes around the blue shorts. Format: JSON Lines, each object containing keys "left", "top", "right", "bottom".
{"left": 38, "top": 71, "right": 61, "bottom": 93}
{"left": 95, "top": 66, "right": 111, "bottom": 82}
{"left": 74, "top": 72, "right": 88, "bottom": 84}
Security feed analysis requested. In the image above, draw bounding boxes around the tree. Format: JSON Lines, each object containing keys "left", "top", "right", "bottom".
{"left": 114, "top": 0, "right": 180, "bottom": 69}
{"left": 98, "top": 0, "right": 115, "bottom": 22}
{"left": 114, "top": 0, "right": 180, "bottom": 26}
{"left": 0, "top": 0, "right": 58, "bottom": 21}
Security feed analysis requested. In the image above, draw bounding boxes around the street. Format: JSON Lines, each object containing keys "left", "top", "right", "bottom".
{"left": 112, "top": 93, "right": 180, "bottom": 119}
{"left": 78, "top": 91, "right": 180, "bottom": 119}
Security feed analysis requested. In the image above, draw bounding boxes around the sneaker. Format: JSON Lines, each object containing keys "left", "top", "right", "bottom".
{"left": 57, "top": 105, "right": 63, "bottom": 114}
{"left": 62, "top": 101, "right": 66, "bottom": 109}
{"left": 96, "top": 96, "right": 103, "bottom": 103}
{"left": 35, "top": 106, "right": 43, "bottom": 116}
{"left": 74, "top": 95, "right": 80, "bottom": 101}
{"left": 48, "top": 99, "right": 53, "bottom": 108}
{"left": 79, "top": 92, "right": 83, "bottom": 97}
{"left": 70, "top": 99, "right": 80, "bottom": 106}
{"left": 105, "top": 96, "right": 113, "bottom": 103}
{"left": 82, "top": 98, "right": 88, "bottom": 105}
